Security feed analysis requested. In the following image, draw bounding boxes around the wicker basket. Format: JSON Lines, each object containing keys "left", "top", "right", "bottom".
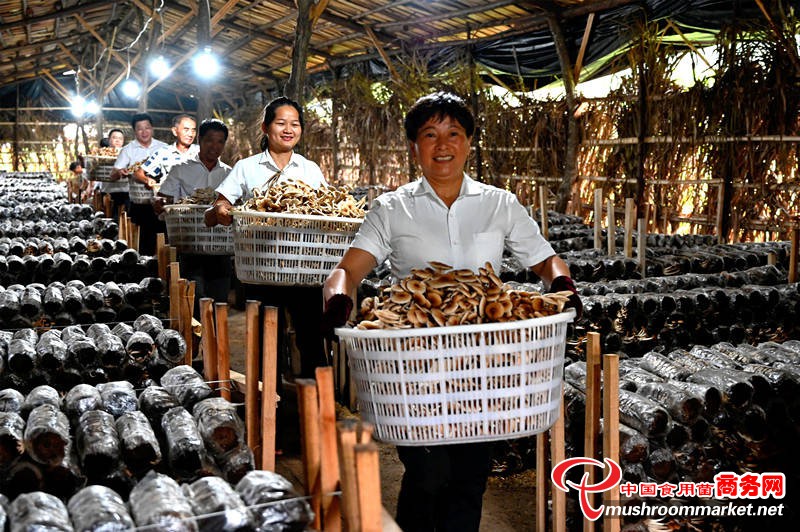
{"left": 164, "top": 204, "right": 233, "bottom": 255}
{"left": 129, "top": 180, "right": 156, "bottom": 204}
{"left": 335, "top": 310, "right": 574, "bottom": 446}
{"left": 232, "top": 210, "right": 362, "bottom": 286}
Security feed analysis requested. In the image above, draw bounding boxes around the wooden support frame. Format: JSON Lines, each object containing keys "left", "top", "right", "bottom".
{"left": 261, "top": 306, "right": 279, "bottom": 471}
{"left": 602, "top": 354, "right": 620, "bottom": 532}
{"left": 583, "top": 332, "right": 602, "bottom": 532}
{"left": 215, "top": 303, "right": 231, "bottom": 400}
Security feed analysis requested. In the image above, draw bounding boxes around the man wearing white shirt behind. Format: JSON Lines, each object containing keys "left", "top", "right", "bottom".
{"left": 156, "top": 119, "right": 232, "bottom": 317}
{"left": 109, "top": 113, "right": 168, "bottom": 224}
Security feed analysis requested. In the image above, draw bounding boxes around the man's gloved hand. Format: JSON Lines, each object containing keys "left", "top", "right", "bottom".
{"left": 549, "top": 275, "right": 583, "bottom": 320}
{"left": 320, "top": 293, "right": 354, "bottom": 340}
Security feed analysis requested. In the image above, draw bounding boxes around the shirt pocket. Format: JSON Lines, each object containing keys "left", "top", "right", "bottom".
{"left": 471, "top": 231, "right": 504, "bottom": 264}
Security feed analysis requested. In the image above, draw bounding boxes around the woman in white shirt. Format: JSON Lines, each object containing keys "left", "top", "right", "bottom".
{"left": 205, "top": 97, "right": 330, "bottom": 383}
{"left": 322, "top": 92, "right": 581, "bottom": 532}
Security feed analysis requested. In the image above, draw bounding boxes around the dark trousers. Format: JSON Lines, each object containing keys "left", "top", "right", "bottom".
{"left": 243, "top": 284, "right": 327, "bottom": 379}
{"left": 129, "top": 202, "right": 166, "bottom": 256}
{"left": 109, "top": 192, "right": 130, "bottom": 223}
{"left": 396, "top": 443, "right": 493, "bottom": 532}
{"left": 179, "top": 254, "right": 233, "bottom": 318}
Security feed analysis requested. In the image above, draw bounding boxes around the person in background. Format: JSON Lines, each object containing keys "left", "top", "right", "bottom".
{"left": 96, "top": 128, "right": 126, "bottom": 205}
{"left": 110, "top": 114, "right": 167, "bottom": 229}
{"left": 204, "top": 96, "right": 328, "bottom": 381}
{"left": 67, "top": 161, "right": 88, "bottom": 204}
{"left": 132, "top": 114, "right": 198, "bottom": 255}
{"left": 321, "top": 91, "right": 582, "bottom": 532}
{"left": 155, "top": 119, "right": 232, "bottom": 316}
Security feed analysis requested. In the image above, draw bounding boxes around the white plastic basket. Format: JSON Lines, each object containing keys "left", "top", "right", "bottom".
{"left": 232, "top": 210, "right": 362, "bottom": 286}
{"left": 91, "top": 165, "right": 116, "bottom": 182}
{"left": 164, "top": 204, "right": 233, "bottom": 255}
{"left": 335, "top": 310, "right": 574, "bottom": 446}
{"left": 129, "top": 180, "right": 155, "bottom": 204}
{"left": 86, "top": 156, "right": 118, "bottom": 183}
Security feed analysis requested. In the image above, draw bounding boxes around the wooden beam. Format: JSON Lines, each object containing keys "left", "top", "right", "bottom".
{"left": 0, "top": 0, "right": 110, "bottom": 32}
{"left": 40, "top": 69, "right": 72, "bottom": 101}
{"left": 211, "top": 0, "right": 242, "bottom": 33}
{"left": 665, "top": 19, "right": 713, "bottom": 70}
{"left": 363, "top": 25, "right": 401, "bottom": 83}
{"left": 574, "top": 13, "right": 595, "bottom": 83}
{"left": 73, "top": 14, "right": 129, "bottom": 72}
{"left": 310, "top": 0, "right": 331, "bottom": 26}
{"left": 376, "top": 0, "right": 520, "bottom": 31}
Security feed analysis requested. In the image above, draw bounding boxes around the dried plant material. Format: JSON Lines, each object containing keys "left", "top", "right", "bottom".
{"left": 88, "top": 147, "right": 120, "bottom": 157}
{"left": 241, "top": 179, "right": 365, "bottom": 218}
{"left": 355, "top": 261, "right": 572, "bottom": 329}
{"left": 176, "top": 187, "right": 217, "bottom": 205}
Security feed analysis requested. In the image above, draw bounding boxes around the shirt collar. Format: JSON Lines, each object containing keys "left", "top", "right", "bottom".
{"left": 188, "top": 153, "right": 222, "bottom": 171}
{"left": 259, "top": 150, "right": 298, "bottom": 171}
{"left": 413, "top": 173, "right": 482, "bottom": 198}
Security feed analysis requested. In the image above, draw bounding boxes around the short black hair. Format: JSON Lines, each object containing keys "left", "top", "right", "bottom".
{"left": 131, "top": 112, "right": 153, "bottom": 129}
{"left": 69, "top": 161, "right": 81, "bottom": 172}
{"left": 99, "top": 138, "right": 110, "bottom": 148}
{"left": 108, "top": 128, "right": 124, "bottom": 138}
{"left": 404, "top": 91, "right": 475, "bottom": 142}
{"left": 172, "top": 114, "right": 196, "bottom": 128}
{"left": 199, "top": 118, "right": 229, "bottom": 141}
{"left": 259, "top": 96, "right": 304, "bottom": 152}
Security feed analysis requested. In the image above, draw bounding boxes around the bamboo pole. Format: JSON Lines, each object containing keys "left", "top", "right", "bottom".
{"left": 182, "top": 280, "right": 196, "bottom": 365}
{"left": 602, "top": 354, "right": 620, "bottom": 532}
{"left": 790, "top": 225, "right": 799, "bottom": 284}
{"left": 539, "top": 184, "right": 549, "bottom": 239}
{"left": 244, "top": 300, "right": 260, "bottom": 467}
{"left": 536, "top": 433, "right": 546, "bottom": 532}
{"left": 716, "top": 183, "right": 725, "bottom": 244}
{"left": 297, "top": 379, "right": 322, "bottom": 530}
{"left": 623, "top": 198, "right": 635, "bottom": 259}
{"left": 317, "top": 366, "right": 342, "bottom": 532}
{"left": 354, "top": 442, "right": 382, "bottom": 532}
{"left": 337, "top": 419, "right": 360, "bottom": 532}
{"left": 169, "top": 262, "right": 180, "bottom": 335}
{"left": 215, "top": 302, "right": 230, "bottom": 401}
{"left": 550, "top": 388, "right": 566, "bottom": 532}
{"left": 593, "top": 188, "right": 603, "bottom": 250}
{"left": 606, "top": 198, "right": 616, "bottom": 255}
{"left": 199, "top": 298, "right": 218, "bottom": 387}
{"left": 131, "top": 223, "right": 140, "bottom": 252}
{"left": 583, "top": 332, "right": 602, "bottom": 532}
{"left": 261, "top": 306, "right": 279, "bottom": 471}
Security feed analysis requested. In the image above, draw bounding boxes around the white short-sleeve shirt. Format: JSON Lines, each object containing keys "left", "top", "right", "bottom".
{"left": 215, "top": 151, "right": 327, "bottom": 204}
{"left": 159, "top": 155, "right": 232, "bottom": 201}
{"left": 103, "top": 138, "right": 169, "bottom": 193}
{"left": 350, "top": 174, "right": 555, "bottom": 279}
{"left": 140, "top": 143, "right": 200, "bottom": 181}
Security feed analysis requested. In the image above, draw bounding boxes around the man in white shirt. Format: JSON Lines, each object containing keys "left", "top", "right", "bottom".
{"left": 109, "top": 113, "right": 168, "bottom": 236}
{"left": 129, "top": 114, "right": 197, "bottom": 255}
{"left": 157, "top": 119, "right": 232, "bottom": 316}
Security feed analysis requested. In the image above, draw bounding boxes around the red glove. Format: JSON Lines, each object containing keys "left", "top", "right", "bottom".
{"left": 549, "top": 275, "right": 582, "bottom": 319}
{"left": 321, "top": 293, "right": 353, "bottom": 340}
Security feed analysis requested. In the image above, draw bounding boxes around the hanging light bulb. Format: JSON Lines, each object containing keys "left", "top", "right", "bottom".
{"left": 70, "top": 96, "right": 86, "bottom": 117}
{"left": 122, "top": 79, "right": 141, "bottom": 98}
{"left": 149, "top": 55, "right": 170, "bottom": 79}
{"left": 193, "top": 46, "right": 219, "bottom": 79}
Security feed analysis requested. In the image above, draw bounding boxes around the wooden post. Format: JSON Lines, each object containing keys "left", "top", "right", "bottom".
{"left": 317, "top": 366, "right": 342, "bottom": 532}
{"left": 550, "top": 388, "right": 566, "bottom": 532}
{"left": 103, "top": 194, "right": 112, "bottom": 218}
{"left": 215, "top": 302, "right": 230, "bottom": 400}
{"left": 623, "top": 198, "right": 636, "bottom": 259}
{"left": 182, "top": 280, "right": 196, "bottom": 365}
{"left": 539, "top": 184, "right": 549, "bottom": 239}
{"left": 337, "top": 420, "right": 360, "bottom": 532}
{"left": 169, "top": 262, "right": 180, "bottom": 336}
{"left": 790, "top": 225, "right": 799, "bottom": 284}
{"left": 768, "top": 252, "right": 777, "bottom": 266}
{"left": 602, "top": 354, "right": 620, "bottom": 532}
{"left": 156, "top": 234, "right": 167, "bottom": 281}
{"left": 118, "top": 211, "right": 127, "bottom": 241}
{"left": 536, "top": 433, "right": 547, "bottom": 532}
{"left": 244, "top": 300, "right": 260, "bottom": 466}
{"left": 261, "top": 306, "right": 279, "bottom": 471}
{"left": 606, "top": 198, "right": 616, "bottom": 255}
{"left": 354, "top": 442, "right": 382, "bottom": 532}
{"left": 199, "top": 298, "right": 218, "bottom": 387}
{"left": 177, "top": 279, "right": 188, "bottom": 339}
{"left": 716, "top": 182, "right": 725, "bottom": 244}
{"left": 583, "top": 332, "right": 602, "bottom": 532}
{"left": 593, "top": 189, "right": 603, "bottom": 250}
{"left": 131, "top": 223, "right": 140, "bottom": 252}
{"left": 297, "top": 379, "right": 322, "bottom": 530}
{"left": 637, "top": 212, "right": 647, "bottom": 278}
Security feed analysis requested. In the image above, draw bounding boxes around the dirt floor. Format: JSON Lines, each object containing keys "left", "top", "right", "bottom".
{"left": 225, "top": 306, "right": 538, "bottom": 531}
